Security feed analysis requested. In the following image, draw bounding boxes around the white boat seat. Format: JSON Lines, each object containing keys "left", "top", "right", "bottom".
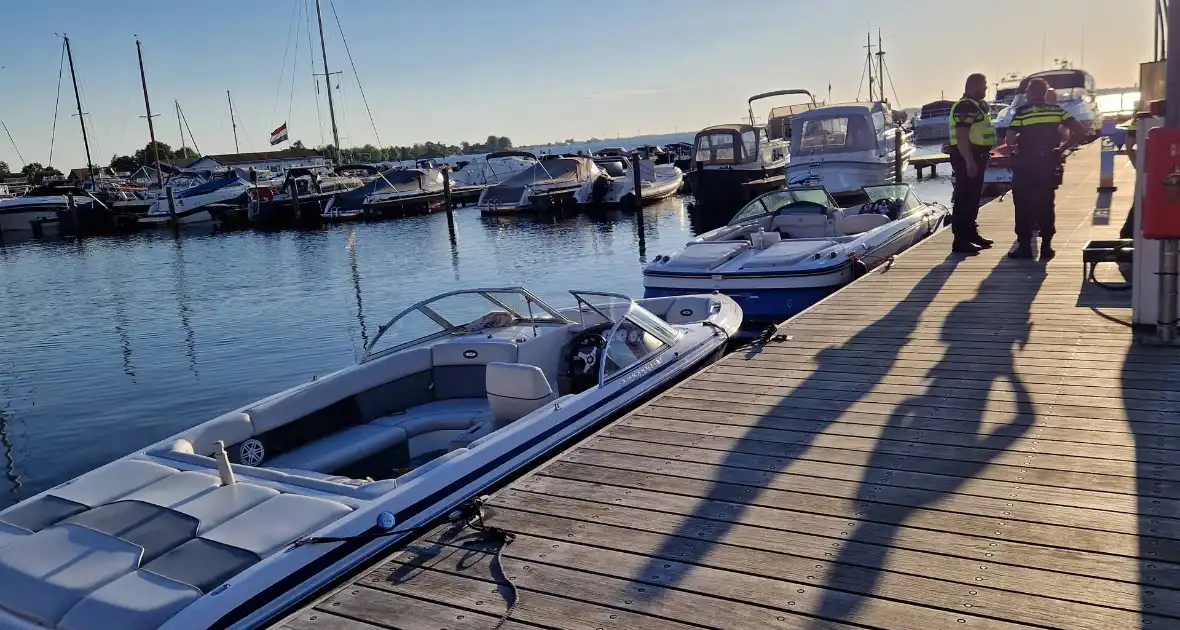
{"left": 58, "top": 569, "right": 202, "bottom": 630}
{"left": 663, "top": 297, "right": 711, "bottom": 325}
{"left": 169, "top": 483, "right": 279, "bottom": 535}
{"left": 48, "top": 459, "right": 177, "bottom": 508}
{"left": 200, "top": 493, "right": 350, "bottom": 558}
{"left": 431, "top": 340, "right": 518, "bottom": 400}
{"left": 120, "top": 471, "right": 221, "bottom": 510}
{"left": 373, "top": 398, "right": 492, "bottom": 435}
{"left": 486, "top": 362, "right": 555, "bottom": 422}
{"left": 0, "top": 522, "right": 29, "bottom": 552}
{"left": 770, "top": 212, "right": 831, "bottom": 238}
{"left": 265, "top": 422, "right": 408, "bottom": 472}
{"left": 840, "top": 212, "right": 890, "bottom": 235}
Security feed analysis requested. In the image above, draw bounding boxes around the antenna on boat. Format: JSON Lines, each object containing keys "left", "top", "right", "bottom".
{"left": 135, "top": 37, "right": 165, "bottom": 190}
{"left": 876, "top": 29, "right": 886, "bottom": 104}
{"left": 63, "top": 35, "right": 95, "bottom": 184}
{"left": 227, "top": 91, "right": 240, "bottom": 153}
{"left": 863, "top": 33, "right": 876, "bottom": 101}
{"left": 314, "top": 0, "right": 341, "bottom": 164}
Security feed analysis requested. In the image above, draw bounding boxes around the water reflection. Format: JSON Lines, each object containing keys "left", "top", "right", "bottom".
{"left": 346, "top": 229, "right": 369, "bottom": 353}
{"left": 172, "top": 237, "right": 198, "bottom": 379}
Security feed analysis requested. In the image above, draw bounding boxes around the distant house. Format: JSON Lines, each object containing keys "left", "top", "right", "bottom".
{"left": 184, "top": 149, "right": 328, "bottom": 177}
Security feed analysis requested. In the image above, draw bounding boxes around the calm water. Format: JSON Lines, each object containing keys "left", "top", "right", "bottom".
{"left": 0, "top": 166, "right": 953, "bottom": 509}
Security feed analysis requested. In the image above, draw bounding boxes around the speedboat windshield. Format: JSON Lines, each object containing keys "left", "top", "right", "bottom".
{"left": 366, "top": 288, "right": 570, "bottom": 359}
{"left": 568, "top": 291, "right": 683, "bottom": 383}
{"left": 728, "top": 188, "right": 838, "bottom": 224}
{"left": 863, "top": 184, "right": 923, "bottom": 215}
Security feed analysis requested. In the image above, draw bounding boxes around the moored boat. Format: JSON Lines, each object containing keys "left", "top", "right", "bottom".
{"left": 644, "top": 183, "right": 948, "bottom": 323}
{"left": 785, "top": 101, "right": 915, "bottom": 196}
{"left": 574, "top": 155, "right": 683, "bottom": 208}
{"left": 475, "top": 157, "right": 601, "bottom": 215}
{"left": 0, "top": 287, "right": 740, "bottom": 630}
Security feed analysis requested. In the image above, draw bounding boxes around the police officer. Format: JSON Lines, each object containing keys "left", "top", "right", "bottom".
{"left": 949, "top": 73, "right": 996, "bottom": 255}
{"left": 1004, "top": 77, "right": 1088, "bottom": 260}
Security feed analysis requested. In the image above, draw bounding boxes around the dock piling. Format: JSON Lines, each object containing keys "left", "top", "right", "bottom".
{"left": 442, "top": 167, "right": 454, "bottom": 216}
{"left": 894, "top": 130, "right": 902, "bottom": 183}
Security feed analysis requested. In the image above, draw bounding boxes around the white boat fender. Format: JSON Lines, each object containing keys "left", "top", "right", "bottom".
{"left": 213, "top": 440, "right": 237, "bottom": 485}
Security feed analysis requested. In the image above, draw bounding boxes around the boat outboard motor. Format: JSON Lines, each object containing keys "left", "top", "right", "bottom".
{"left": 559, "top": 323, "right": 612, "bottom": 394}
{"left": 591, "top": 174, "right": 612, "bottom": 205}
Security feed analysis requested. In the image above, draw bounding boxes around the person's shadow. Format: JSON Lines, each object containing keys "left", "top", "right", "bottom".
{"left": 814, "top": 259, "right": 1046, "bottom": 623}
{"left": 625, "top": 254, "right": 963, "bottom": 595}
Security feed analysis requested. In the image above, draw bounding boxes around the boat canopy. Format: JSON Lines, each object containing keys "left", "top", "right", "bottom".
{"left": 920, "top": 100, "right": 954, "bottom": 118}
{"left": 329, "top": 169, "right": 437, "bottom": 210}
{"left": 174, "top": 177, "right": 245, "bottom": 199}
{"left": 693, "top": 124, "right": 765, "bottom": 166}
{"left": 485, "top": 150, "right": 537, "bottom": 161}
{"left": 790, "top": 103, "right": 892, "bottom": 156}
{"left": 366, "top": 288, "right": 570, "bottom": 359}
{"left": 480, "top": 157, "right": 596, "bottom": 206}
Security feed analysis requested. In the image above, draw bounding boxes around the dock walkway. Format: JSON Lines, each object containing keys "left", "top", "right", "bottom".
{"left": 279, "top": 146, "right": 1178, "bottom": 629}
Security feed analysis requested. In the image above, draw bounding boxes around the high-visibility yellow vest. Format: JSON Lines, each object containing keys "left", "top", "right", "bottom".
{"left": 948, "top": 97, "right": 996, "bottom": 147}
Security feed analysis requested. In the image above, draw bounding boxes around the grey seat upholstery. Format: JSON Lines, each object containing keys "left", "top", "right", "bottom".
{"left": 840, "top": 212, "right": 890, "bottom": 235}
{"left": 663, "top": 297, "right": 711, "bottom": 324}
{"left": 486, "top": 362, "right": 556, "bottom": 422}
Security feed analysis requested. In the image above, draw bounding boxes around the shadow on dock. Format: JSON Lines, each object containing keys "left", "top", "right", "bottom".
{"left": 814, "top": 260, "right": 1045, "bottom": 624}
{"left": 625, "top": 253, "right": 966, "bottom": 601}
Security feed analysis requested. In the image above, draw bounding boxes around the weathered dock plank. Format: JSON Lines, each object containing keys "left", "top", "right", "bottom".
{"left": 278, "top": 146, "right": 1173, "bottom": 629}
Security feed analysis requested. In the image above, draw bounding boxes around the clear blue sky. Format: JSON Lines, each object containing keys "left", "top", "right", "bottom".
{"left": 0, "top": 0, "right": 1154, "bottom": 170}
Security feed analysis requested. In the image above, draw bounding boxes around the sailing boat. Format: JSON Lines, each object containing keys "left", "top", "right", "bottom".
{"left": 784, "top": 31, "right": 914, "bottom": 196}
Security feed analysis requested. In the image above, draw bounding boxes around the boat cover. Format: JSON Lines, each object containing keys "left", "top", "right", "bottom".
{"left": 330, "top": 169, "right": 436, "bottom": 210}
{"left": 174, "top": 178, "right": 245, "bottom": 200}
{"left": 481, "top": 158, "right": 594, "bottom": 206}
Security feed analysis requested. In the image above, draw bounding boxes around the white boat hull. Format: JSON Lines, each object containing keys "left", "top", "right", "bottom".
{"left": 786, "top": 156, "right": 910, "bottom": 195}
{"left": 0, "top": 209, "right": 59, "bottom": 233}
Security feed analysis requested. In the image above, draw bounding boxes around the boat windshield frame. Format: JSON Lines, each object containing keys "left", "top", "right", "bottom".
{"left": 728, "top": 187, "right": 838, "bottom": 225}
{"left": 568, "top": 291, "right": 683, "bottom": 385}
{"left": 364, "top": 287, "right": 571, "bottom": 361}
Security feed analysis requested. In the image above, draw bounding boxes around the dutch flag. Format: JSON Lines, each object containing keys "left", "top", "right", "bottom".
{"left": 269, "top": 123, "right": 289, "bottom": 146}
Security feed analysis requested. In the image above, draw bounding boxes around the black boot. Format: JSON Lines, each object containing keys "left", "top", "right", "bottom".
{"left": 952, "top": 239, "right": 981, "bottom": 255}
{"left": 1008, "top": 241, "right": 1034, "bottom": 259}
{"left": 969, "top": 233, "right": 994, "bottom": 249}
{"left": 1040, "top": 239, "right": 1055, "bottom": 261}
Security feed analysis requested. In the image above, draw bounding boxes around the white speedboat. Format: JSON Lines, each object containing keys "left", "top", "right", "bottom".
{"left": 140, "top": 177, "right": 252, "bottom": 225}
{"left": 574, "top": 156, "right": 683, "bottom": 208}
{"left": 322, "top": 168, "right": 446, "bottom": 221}
{"left": 993, "top": 68, "right": 1101, "bottom": 141}
{"left": 0, "top": 187, "right": 91, "bottom": 234}
{"left": 785, "top": 101, "right": 915, "bottom": 196}
{"left": 685, "top": 89, "right": 806, "bottom": 212}
{"left": 449, "top": 151, "right": 538, "bottom": 188}
{"left": 0, "top": 287, "right": 740, "bottom": 630}
{"left": 475, "top": 157, "right": 601, "bottom": 215}
{"left": 912, "top": 100, "right": 953, "bottom": 143}
{"left": 248, "top": 169, "right": 364, "bottom": 227}
{"left": 644, "top": 183, "right": 948, "bottom": 323}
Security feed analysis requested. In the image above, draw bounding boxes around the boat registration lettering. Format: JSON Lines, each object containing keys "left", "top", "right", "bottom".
{"left": 617, "top": 357, "right": 664, "bottom": 387}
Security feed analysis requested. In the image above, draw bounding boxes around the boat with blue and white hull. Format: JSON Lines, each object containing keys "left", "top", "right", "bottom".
{"left": 784, "top": 102, "right": 915, "bottom": 196}
{"left": 140, "top": 177, "right": 252, "bottom": 225}
{"left": 643, "top": 183, "right": 948, "bottom": 323}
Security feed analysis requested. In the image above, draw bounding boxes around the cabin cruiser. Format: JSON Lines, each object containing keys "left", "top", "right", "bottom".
{"left": 475, "top": 157, "right": 601, "bottom": 215}
{"left": 322, "top": 168, "right": 447, "bottom": 221}
{"left": 686, "top": 90, "right": 805, "bottom": 213}
{"left": 0, "top": 185, "right": 97, "bottom": 233}
{"left": 644, "top": 183, "right": 948, "bottom": 322}
{"left": 0, "top": 287, "right": 740, "bottom": 630}
{"left": 448, "top": 151, "right": 538, "bottom": 188}
{"left": 912, "top": 100, "right": 953, "bottom": 143}
{"left": 992, "top": 73, "right": 1024, "bottom": 114}
{"left": 248, "top": 169, "right": 364, "bottom": 227}
{"left": 993, "top": 69, "right": 1101, "bottom": 141}
{"left": 785, "top": 101, "right": 915, "bottom": 196}
{"left": 574, "top": 155, "right": 683, "bottom": 208}
{"left": 140, "top": 177, "right": 252, "bottom": 225}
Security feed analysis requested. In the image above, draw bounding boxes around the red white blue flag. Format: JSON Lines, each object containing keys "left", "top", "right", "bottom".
{"left": 269, "top": 123, "right": 289, "bottom": 146}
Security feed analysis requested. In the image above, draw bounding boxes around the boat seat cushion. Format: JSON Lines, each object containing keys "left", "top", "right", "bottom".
{"left": 486, "top": 362, "right": 555, "bottom": 422}
{"left": 431, "top": 341, "right": 518, "bottom": 400}
{"left": 248, "top": 348, "right": 433, "bottom": 434}
{"left": 200, "top": 493, "right": 351, "bottom": 558}
{"left": 47, "top": 459, "right": 178, "bottom": 508}
{"left": 840, "top": 212, "right": 890, "bottom": 235}
{"left": 663, "top": 297, "right": 711, "bottom": 325}
{"left": 178, "top": 412, "right": 254, "bottom": 457}
{"left": 57, "top": 569, "right": 202, "bottom": 630}
{"left": 770, "top": 213, "right": 831, "bottom": 238}
{"left": 120, "top": 471, "right": 221, "bottom": 510}
{"left": 0, "top": 524, "right": 145, "bottom": 627}
{"left": 264, "top": 422, "right": 409, "bottom": 472}
{"left": 374, "top": 398, "right": 492, "bottom": 436}
{"left": 0, "top": 522, "right": 29, "bottom": 552}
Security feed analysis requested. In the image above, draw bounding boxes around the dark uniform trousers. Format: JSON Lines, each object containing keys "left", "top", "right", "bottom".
{"left": 1012, "top": 153, "right": 1060, "bottom": 243}
{"left": 950, "top": 148, "right": 989, "bottom": 240}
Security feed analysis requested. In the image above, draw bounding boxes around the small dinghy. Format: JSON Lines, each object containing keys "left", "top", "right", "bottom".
{"left": 0, "top": 287, "right": 740, "bottom": 630}
{"left": 644, "top": 183, "right": 948, "bottom": 323}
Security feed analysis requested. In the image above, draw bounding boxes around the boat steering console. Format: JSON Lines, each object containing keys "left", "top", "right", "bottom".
{"left": 560, "top": 323, "right": 612, "bottom": 394}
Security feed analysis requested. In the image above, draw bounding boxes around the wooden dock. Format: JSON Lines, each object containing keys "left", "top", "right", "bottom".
{"left": 911, "top": 154, "right": 949, "bottom": 179}
{"left": 276, "top": 146, "right": 1180, "bottom": 629}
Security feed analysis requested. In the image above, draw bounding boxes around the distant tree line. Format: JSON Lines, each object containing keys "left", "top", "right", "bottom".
{"left": 108, "top": 142, "right": 200, "bottom": 174}
{"left": 292, "top": 135, "right": 514, "bottom": 163}
{"left": 0, "top": 161, "right": 64, "bottom": 184}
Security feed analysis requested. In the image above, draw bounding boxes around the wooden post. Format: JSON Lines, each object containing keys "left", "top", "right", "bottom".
{"left": 291, "top": 180, "right": 302, "bottom": 224}
{"left": 442, "top": 166, "right": 454, "bottom": 216}
{"left": 894, "top": 130, "right": 903, "bottom": 184}
{"left": 165, "top": 185, "right": 178, "bottom": 234}
{"left": 631, "top": 152, "right": 644, "bottom": 211}
{"left": 68, "top": 193, "right": 80, "bottom": 234}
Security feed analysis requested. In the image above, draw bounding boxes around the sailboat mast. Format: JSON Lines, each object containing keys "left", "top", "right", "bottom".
{"left": 877, "top": 30, "right": 886, "bottom": 104}
{"left": 315, "top": 0, "right": 341, "bottom": 162}
{"left": 865, "top": 33, "right": 875, "bottom": 102}
{"left": 136, "top": 38, "right": 164, "bottom": 189}
{"left": 227, "top": 91, "right": 240, "bottom": 153}
{"left": 176, "top": 100, "right": 186, "bottom": 156}
{"left": 64, "top": 36, "right": 95, "bottom": 183}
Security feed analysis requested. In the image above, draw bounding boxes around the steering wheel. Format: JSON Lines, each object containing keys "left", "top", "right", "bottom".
{"left": 569, "top": 332, "right": 607, "bottom": 377}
